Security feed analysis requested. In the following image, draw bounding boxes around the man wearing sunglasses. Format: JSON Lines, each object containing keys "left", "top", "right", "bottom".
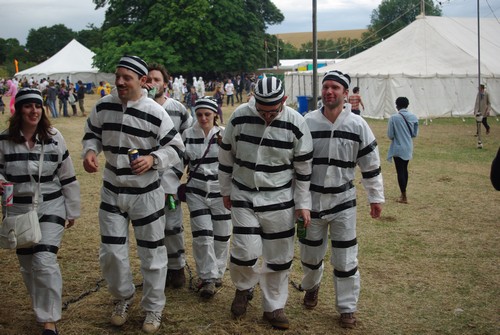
{"left": 218, "top": 76, "right": 313, "bottom": 330}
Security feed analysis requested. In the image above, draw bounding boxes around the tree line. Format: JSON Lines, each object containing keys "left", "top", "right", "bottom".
{"left": 1, "top": 0, "right": 441, "bottom": 78}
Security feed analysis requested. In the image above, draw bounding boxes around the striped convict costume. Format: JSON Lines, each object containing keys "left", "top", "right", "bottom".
{"left": 182, "top": 98, "right": 231, "bottom": 283}
{"left": 0, "top": 89, "right": 80, "bottom": 324}
{"left": 218, "top": 77, "right": 313, "bottom": 312}
{"left": 82, "top": 85, "right": 185, "bottom": 313}
{"left": 301, "top": 101, "right": 384, "bottom": 314}
{"left": 159, "top": 97, "right": 193, "bottom": 272}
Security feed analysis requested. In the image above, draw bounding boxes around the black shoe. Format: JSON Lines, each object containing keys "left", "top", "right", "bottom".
{"left": 42, "top": 328, "right": 58, "bottom": 335}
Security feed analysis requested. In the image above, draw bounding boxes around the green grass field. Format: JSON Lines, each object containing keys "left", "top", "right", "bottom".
{"left": 0, "top": 94, "right": 498, "bottom": 335}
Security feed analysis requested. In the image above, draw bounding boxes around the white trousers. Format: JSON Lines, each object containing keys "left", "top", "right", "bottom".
{"left": 164, "top": 201, "right": 186, "bottom": 270}
{"left": 300, "top": 206, "right": 360, "bottom": 313}
{"left": 15, "top": 196, "right": 66, "bottom": 323}
{"left": 99, "top": 186, "right": 167, "bottom": 312}
{"left": 229, "top": 187, "right": 295, "bottom": 312}
{"left": 186, "top": 193, "right": 231, "bottom": 281}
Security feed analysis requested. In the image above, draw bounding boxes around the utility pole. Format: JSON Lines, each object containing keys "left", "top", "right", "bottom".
{"left": 312, "top": 0, "right": 318, "bottom": 107}
{"left": 276, "top": 35, "right": 279, "bottom": 69}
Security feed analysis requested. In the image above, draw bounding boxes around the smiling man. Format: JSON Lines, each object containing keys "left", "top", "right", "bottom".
{"left": 82, "top": 55, "right": 185, "bottom": 334}
{"left": 299, "top": 70, "right": 384, "bottom": 328}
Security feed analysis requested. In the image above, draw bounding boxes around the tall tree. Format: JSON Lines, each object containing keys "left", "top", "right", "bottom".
{"left": 76, "top": 24, "right": 103, "bottom": 50}
{"left": 363, "top": 0, "right": 442, "bottom": 48}
{"left": 91, "top": 0, "right": 283, "bottom": 73}
{"left": 25, "top": 24, "right": 76, "bottom": 62}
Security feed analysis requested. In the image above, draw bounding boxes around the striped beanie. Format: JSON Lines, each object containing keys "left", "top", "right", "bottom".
{"left": 15, "top": 88, "right": 43, "bottom": 110}
{"left": 322, "top": 70, "right": 351, "bottom": 89}
{"left": 254, "top": 77, "right": 284, "bottom": 106}
{"left": 117, "top": 55, "right": 148, "bottom": 77}
{"left": 195, "top": 97, "right": 218, "bottom": 114}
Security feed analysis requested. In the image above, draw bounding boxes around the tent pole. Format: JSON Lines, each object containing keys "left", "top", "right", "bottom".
{"left": 312, "top": 0, "right": 318, "bottom": 108}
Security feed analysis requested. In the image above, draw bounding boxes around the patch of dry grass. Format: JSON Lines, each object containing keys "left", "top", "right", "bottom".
{"left": 0, "top": 95, "right": 498, "bottom": 335}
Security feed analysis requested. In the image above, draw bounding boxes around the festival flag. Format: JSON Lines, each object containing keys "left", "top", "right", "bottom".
{"left": 14, "top": 59, "right": 19, "bottom": 73}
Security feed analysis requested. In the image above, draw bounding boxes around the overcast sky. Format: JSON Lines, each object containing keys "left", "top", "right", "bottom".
{"left": 0, "top": 0, "right": 499, "bottom": 45}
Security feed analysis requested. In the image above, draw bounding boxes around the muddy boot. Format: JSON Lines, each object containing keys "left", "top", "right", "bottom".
{"left": 231, "top": 289, "right": 253, "bottom": 318}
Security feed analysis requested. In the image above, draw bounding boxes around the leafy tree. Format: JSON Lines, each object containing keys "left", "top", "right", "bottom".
{"left": 0, "top": 38, "right": 32, "bottom": 76}
{"left": 363, "top": 0, "right": 442, "bottom": 48}
{"left": 92, "top": 0, "right": 283, "bottom": 74}
{"left": 75, "top": 24, "right": 103, "bottom": 50}
{"left": 25, "top": 24, "right": 76, "bottom": 62}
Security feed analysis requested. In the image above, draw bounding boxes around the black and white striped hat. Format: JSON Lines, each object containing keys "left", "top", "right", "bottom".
{"left": 195, "top": 97, "right": 218, "bottom": 114}
{"left": 15, "top": 88, "right": 43, "bottom": 110}
{"left": 322, "top": 70, "right": 351, "bottom": 89}
{"left": 117, "top": 55, "right": 148, "bottom": 77}
{"left": 254, "top": 77, "right": 284, "bottom": 106}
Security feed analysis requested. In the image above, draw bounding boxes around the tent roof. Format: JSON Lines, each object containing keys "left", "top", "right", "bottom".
{"left": 16, "top": 39, "right": 100, "bottom": 77}
{"left": 318, "top": 16, "right": 500, "bottom": 77}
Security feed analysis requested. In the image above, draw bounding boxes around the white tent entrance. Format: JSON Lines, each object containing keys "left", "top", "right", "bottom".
{"left": 15, "top": 39, "right": 114, "bottom": 85}
{"left": 285, "top": 16, "right": 500, "bottom": 119}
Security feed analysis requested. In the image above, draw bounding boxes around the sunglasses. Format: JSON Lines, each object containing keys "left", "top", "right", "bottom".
{"left": 256, "top": 103, "right": 283, "bottom": 115}
{"left": 196, "top": 112, "right": 213, "bottom": 118}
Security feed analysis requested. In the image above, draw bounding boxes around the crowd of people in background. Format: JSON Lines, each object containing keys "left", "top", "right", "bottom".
{"left": 0, "top": 72, "right": 258, "bottom": 121}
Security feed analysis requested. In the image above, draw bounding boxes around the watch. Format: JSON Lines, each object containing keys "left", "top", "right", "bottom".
{"left": 151, "top": 154, "right": 159, "bottom": 169}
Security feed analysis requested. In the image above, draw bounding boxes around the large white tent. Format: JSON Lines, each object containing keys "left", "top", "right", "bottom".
{"left": 285, "top": 16, "right": 500, "bottom": 119}
{"left": 15, "top": 39, "right": 114, "bottom": 85}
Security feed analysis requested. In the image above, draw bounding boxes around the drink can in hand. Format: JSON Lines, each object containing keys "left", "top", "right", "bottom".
{"left": 2, "top": 182, "right": 14, "bottom": 207}
{"left": 296, "top": 217, "right": 306, "bottom": 239}
{"left": 128, "top": 148, "right": 139, "bottom": 163}
{"left": 148, "top": 86, "right": 157, "bottom": 99}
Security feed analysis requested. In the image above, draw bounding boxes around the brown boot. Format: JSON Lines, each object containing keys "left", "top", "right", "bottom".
{"left": 231, "top": 289, "right": 252, "bottom": 318}
{"left": 168, "top": 268, "right": 186, "bottom": 288}
{"left": 303, "top": 284, "right": 320, "bottom": 309}
{"left": 340, "top": 312, "right": 357, "bottom": 328}
{"left": 263, "top": 308, "right": 290, "bottom": 330}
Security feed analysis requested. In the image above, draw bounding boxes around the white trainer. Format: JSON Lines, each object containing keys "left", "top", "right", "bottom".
{"left": 142, "top": 311, "right": 162, "bottom": 334}
{"left": 110, "top": 295, "right": 134, "bottom": 326}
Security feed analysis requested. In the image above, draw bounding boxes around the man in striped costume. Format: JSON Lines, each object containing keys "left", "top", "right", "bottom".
{"left": 218, "top": 77, "right": 313, "bottom": 330}
{"left": 147, "top": 63, "right": 193, "bottom": 289}
{"left": 82, "top": 56, "right": 185, "bottom": 334}
{"left": 300, "top": 70, "right": 384, "bottom": 329}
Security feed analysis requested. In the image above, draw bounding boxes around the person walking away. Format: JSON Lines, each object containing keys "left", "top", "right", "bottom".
{"left": 0, "top": 86, "right": 5, "bottom": 114}
{"left": 474, "top": 84, "right": 491, "bottom": 135}
{"left": 213, "top": 85, "right": 225, "bottom": 124}
{"left": 82, "top": 55, "right": 185, "bottom": 334}
{"left": 387, "top": 97, "right": 419, "bottom": 204}
{"left": 224, "top": 79, "right": 234, "bottom": 107}
{"left": 185, "top": 86, "right": 198, "bottom": 118}
{"left": 235, "top": 76, "right": 243, "bottom": 103}
{"left": 218, "top": 77, "right": 313, "bottom": 330}
{"left": 4, "top": 79, "right": 18, "bottom": 115}
{"left": 183, "top": 98, "right": 231, "bottom": 299}
{"left": 46, "top": 81, "right": 58, "bottom": 118}
{"left": 348, "top": 86, "right": 364, "bottom": 115}
{"left": 68, "top": 83, "right": 78, "bottom": 116}
{"left": 0, "top": 88, "right": 80, "bottom": 335}
{"left": 146, "top": 63, "right": 193, "bottom": 289}
{"left": 300, "top": 70, "right": 384, "bottom": 329}
{"left": 76, "top": 80, "right": 86, "bottom": 116}
{"left": 58, "top": 82, "right": 69, "bottom": 117}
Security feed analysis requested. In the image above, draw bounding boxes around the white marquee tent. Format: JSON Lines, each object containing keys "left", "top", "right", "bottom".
{"left": 15, "top": 39, "right": 114, "bottom": 85}
{"left": 284, "top": 16, "right": 500, "bottom": 119}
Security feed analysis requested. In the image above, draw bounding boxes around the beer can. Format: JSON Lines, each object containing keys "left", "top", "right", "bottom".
{"left": 2, "top": 182, "right": 14, "bottom": 207}
{"left": 166, "top": 194, "right": 177, "bottom": 212}
{"left": 147, "top": 86, "right": 157, "bottom": 99}
{"left": 128, "top": 148, "right": 139, "bottom": 163}
{"left": 296, "top": 217, "right": 306, "bottom": 239}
